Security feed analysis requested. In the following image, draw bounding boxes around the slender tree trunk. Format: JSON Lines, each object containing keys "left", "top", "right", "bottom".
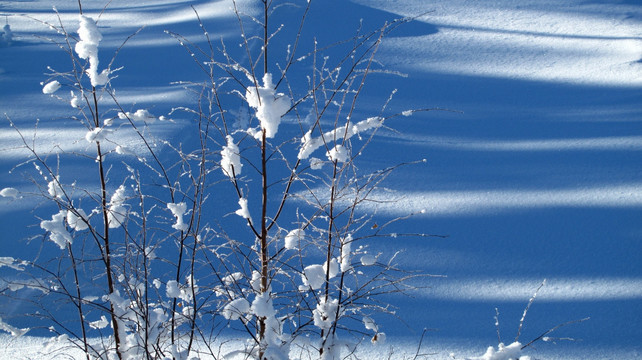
{"left": 258, "top": 2, "right": 270, "bottom": 355}
{"left": 68, "top": 244, "right": 91, "bottom": 360}
{"left": 93, "top": 87, "right": 123, "bottom": 360}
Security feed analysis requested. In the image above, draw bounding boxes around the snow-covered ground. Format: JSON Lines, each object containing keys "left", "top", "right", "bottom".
{"left": 1, "top": 0, "right": 641, "bottom": 359}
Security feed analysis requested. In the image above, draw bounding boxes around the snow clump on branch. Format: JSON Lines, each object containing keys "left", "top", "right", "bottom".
{"left": 284, "top": 228, "right": 304, "bottom": 250}
{"left": 222, "top": 298, "right": 250, "bottom": 321}
{"left": 40, "top": 210, "right": 73, "bottom": 249}
{"left": 75, "top": 15, "right": 109, "bottom": 87}
{"left": 0, "top": 187, "right": 19, "bottom": 199}
{"left": 298, "top": 116, "right": 384, "bottom": 160}
{"left": 235, "top": 197, "right": 252, "bottom": 223}
{"left": 167, "top": 202, "right": 188, "bottom": 231}
{"left": 66, "top": 208, "right": 89, "bottom": 231}
{"left": 339, "top": 234, "right": 352, "bottom": 273}
{"left": 107, "top": 185, "right": 127, "bottom": 228}
{"left": 245, "top": 73, "right": 290, "bottom": 139}
{"left": 42, "top": 80, "right": 61, "bottom": 94}
{"left": 221, "top": 135, "right": 242, "bottom": 178}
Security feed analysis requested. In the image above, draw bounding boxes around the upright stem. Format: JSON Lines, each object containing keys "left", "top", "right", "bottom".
{"left": 324, "top": 161, "right": 338, "bottom": 303}
{"left": 68, "top": 244, "right": 91, "bottom": 360}
{"left": 258, "top": 1, "right": 270, "bottom": 351}
{"left": 263, "top": 0, "right": 268, "bottom": 76}
{"left": 259, "top": 130, "right": 269, "bottom": 344}
{"left": 93, "top": 88, "right": 123, "bottom": 360}
{"left": 320, "top": 161, "right": 338, "bottom": 347}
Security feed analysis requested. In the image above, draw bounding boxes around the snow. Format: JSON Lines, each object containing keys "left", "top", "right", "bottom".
{"left": 284, "top": 228, "right": 304, "bottom": 250}
{"left": 0, "top": 257, "right": 25, "bottom": 271}
{"left": 245, "top": 73, "right": 291, "bottom": 139}
{"left": 302, "top": 264, "right": 326, "bottom": 290}
{"left": 221, "top": 135, "right": 242, "bottom": 178}
{"left": 66, "top": 208, "right": 88, "bottom": 231}
{"left": 323, "top": 258, "right": 340, "bottom": 279}
{"left": 339, "top": 235, "right": 352, "bottom": 273}
{"left": 0, "top": 317, "right": 29, "bottom": 337}
{"left": 107, "top": 185, "right": 127, "bottom": 228}
{"left": 75, "top": 15, "right": 109, "bottom": 87}
{"left": 0, "top": 0, "right": 640, "bottom": 358}
{"left": 39, "top": 210, "right": 72, "bottom": 250}
{"left": 222, "top": 297, "right": 250, "bottom": 321}
{"left": 360, "top": 254, "right": 376, "bottom": 266}
{"left": 167, "top": 202, "right": 188, "bottom": 231}
{"left": 235, "top": 197, "right": 252, "bottom": 222}
{"left": 118, "top": 109, "right": 157, "bottom": 122}
{"left": 467, "top": 342, "right": 525, "bottom": 360}
{"left": 88, "top": 315, "right": 109, "bottom": 330}
{"left": 298, "top": 116, "right": 384, "bottom": 160}
{"left": 250, "top": 292, "right": 275, "bottom": 318}
{"left": 84, "top": 127, "right": 110, "bottom": 142}
{"left": 0, "top": 188, "right": 19, "bottom": 199}
{"left": 165, "top": 280, "right": 181, "bottom": 299}
{"left": 41, "top": 80, "right": 61, "bottom": 94}
{"left": 46, "top": 177, "right": 63, "bottom": 198}
{"left": 222, "top": 272, "right": 243, "bottom": 286}
{"left": 313, "top": 297, "right": 339, "bottom": 331}
{"left": 326, "top": 144, "right": 349, "bottom": 163}
{"left": 166, "top": 279, "right": 196, "bottom": 303}
{"left": 69, "top": 91, "right": 82, "bottom": 108}
{"left": 363, "top": 316, "right": 378, "bottom": 332}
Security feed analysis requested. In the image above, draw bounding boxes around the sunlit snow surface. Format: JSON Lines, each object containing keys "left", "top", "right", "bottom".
{"left": 0, "top": 0, "right": 640, "bottom": 358}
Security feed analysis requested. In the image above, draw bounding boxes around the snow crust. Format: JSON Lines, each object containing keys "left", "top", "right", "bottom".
{"left": 467, "top": 342, "right": 526, "bottom": 360}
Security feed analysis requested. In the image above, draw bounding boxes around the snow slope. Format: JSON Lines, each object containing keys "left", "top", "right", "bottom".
{"left": 1, "top": 0, "right": 641, "bottom": 359}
